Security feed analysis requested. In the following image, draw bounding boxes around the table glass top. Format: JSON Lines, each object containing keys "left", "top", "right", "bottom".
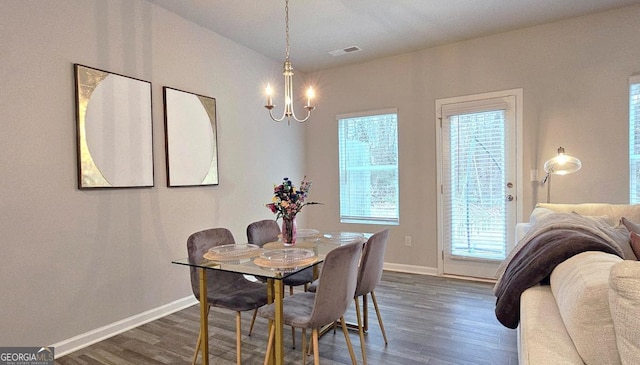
{"left": 172, "top": 232, "right": 369, "bottom": 280}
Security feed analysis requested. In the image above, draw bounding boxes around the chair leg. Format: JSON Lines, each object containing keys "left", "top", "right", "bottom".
{"left": 354, "top": 298, "right": 367, "bottom": 365}
{"left": 371, "top": 291, "right": 388, "bottom": 345}
{"left": 362, "top": 293, "right": 369, "bottom": 332}
{"left": 191, "top": 330, "right": 202, "bottom": 365}
{"left": 312, "top": 328, "right": 320, "bottom": 365}
{"left": 263, "top": 323, "right": 275, "bottom": 365}
{"left": 306, "top": 328, "right": 314, "bottom": 356}
{"left": 248, "top": 308, "right": 258, "bottom": 336}
{"left": 236, "top": 311, "right": 242, "bottom": 365}
{"left": 339, "top": 316, "right": 358, "bottom": 365}
{"left": 192, "top": 330, "right": 201, "bottom": 365}
{"left": 192, "top": 306, "right": 210, "bottom": 365}
{"left": 301, "top": 328, "right": 307, "bottom": 365}
{"left": 288, "top": 286, "right": 297, "bottom": 349}
{"left": 292, "top": 325, "right": 296, "bottom": 349}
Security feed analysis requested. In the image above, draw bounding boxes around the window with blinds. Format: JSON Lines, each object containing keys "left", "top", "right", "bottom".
{"left": 441, "top": 99, "right": 510, "bottom": 260}
{"left": 630, "top": 76, "right": 640, "bottom": 203}
{"left": 338, "top": 109, "right": 399, "bottom": 225}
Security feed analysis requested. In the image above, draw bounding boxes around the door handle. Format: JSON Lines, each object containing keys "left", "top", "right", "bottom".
{"left": 507, "top": 194, "right": 514, "bottom": 201}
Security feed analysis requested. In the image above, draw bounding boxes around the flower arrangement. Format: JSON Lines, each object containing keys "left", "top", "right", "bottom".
{"left": 266, "top": 177, "right": 321, "bottom": 220}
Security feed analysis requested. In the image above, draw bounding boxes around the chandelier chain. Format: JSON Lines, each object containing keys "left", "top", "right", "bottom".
{"left": 285, "top": 0, "right": 290, "bottom": 60}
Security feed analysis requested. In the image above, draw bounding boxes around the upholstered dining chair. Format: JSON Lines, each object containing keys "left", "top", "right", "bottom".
{"left": 246, "top": 219, "right": 314, "bottom": 293}
{"left": 187, "top": 228, "right": 268, "bottom": 365}
{"left": 307, "top": 228, "right": 390, "bottom": 365}
{"left": 352, "top": 228, "right": 390, "bottom": 364}
{"left": 246, "top": 219, "right": 315, "bottom": 346}
{"left": 258, "top": 239, "right": 364, "bottom": 365}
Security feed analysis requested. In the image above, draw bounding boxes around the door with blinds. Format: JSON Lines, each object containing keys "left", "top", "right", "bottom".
{"left": 436, "top": 90, "right": 522, "bottom": 279}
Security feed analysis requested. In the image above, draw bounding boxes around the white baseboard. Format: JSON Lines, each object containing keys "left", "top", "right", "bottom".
{"left": 52, "top": 296, "right": 198, "bottom": 358}
{"left": 383, "top": 263, "right": 496, "bottom": 283}
{"left": 383, "top": 262, "right": 438, "bottom": 276}
{"left": 442, "top": 273, "right": 497, "bottom": 283}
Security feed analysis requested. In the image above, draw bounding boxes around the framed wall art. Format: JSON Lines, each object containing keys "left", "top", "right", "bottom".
{"left": 74, "top": 64, "right": 154, "bottom": 189}
{"left": 163, "top": 87, "right": 219, "bottom": 187}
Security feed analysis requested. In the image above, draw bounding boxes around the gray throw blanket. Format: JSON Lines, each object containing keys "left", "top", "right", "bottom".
{"left": 493, "top": 212, "right": 627, "bottom": 329}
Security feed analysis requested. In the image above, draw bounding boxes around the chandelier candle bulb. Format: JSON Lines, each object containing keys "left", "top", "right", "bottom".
{"left": 306, "top": 87, "right": 314, "bottom": 107}
{"left": 266, "top": 84, "right": 273, "bottom": 107}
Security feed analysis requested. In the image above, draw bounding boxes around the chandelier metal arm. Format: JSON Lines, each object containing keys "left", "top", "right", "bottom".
{"left": 266, "top": 107, "right": 313, "bottom": 124}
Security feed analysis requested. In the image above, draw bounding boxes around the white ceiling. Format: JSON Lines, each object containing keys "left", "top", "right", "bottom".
{"left": 147, "top": 0, "right": 640, "bottom": 72}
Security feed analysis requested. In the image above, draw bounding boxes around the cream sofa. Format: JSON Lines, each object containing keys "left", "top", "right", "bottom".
{"left": 514, "top": 203, "right": 640, "bottom": 365}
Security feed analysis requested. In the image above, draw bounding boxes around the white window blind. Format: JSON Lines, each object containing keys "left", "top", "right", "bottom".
{"left": 442, "top": 105, "right": 508, "bottom": 260}
{"left": 630, "top": 76, "right": 640, "bottom": 203}
{"left": 338, "top": 110, "right": 399, "bottom": 225}
{"left": 441, "top": 98, "right": 509, "bottom": 118}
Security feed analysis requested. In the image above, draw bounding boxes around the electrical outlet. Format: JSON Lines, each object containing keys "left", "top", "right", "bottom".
{"left": 404, "top": 235, "right": 412, "bottom": 246}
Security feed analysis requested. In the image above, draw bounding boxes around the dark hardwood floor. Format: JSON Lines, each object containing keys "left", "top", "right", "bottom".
{"left": 56, "top": 272, "right": 517, "bottom": 365}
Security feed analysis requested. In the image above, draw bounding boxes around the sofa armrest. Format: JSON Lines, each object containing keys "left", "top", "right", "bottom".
{"left": 519, "top": 286, "right": 584, "bottom": 365}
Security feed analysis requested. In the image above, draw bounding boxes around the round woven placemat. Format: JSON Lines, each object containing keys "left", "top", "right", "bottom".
{"left": 263, "top": 241, "right": 317, "bottom": 249}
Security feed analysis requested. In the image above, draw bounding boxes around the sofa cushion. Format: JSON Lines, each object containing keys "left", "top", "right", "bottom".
{"left": 530, "top": 206, "right": 614, "bottom": 226}
{"left": 621, "top": 217, "right": 640, "bottom": 258}
{"left": 529, "top": 207, "right": 556, "bottom": 224}
{"left": 621, "top": 216, "right": 640, "bottom": 232}
{"left": 537, "top": 203, "right": 640, "bottom": 225}
{"left": 629, "top": 231, "right": 640, "bottom": 259}
{"left": 550, "top": 251, "right": 622, "bottom": 365}
{"left": 608, "top": 260, "right": 640, "bottom": 365}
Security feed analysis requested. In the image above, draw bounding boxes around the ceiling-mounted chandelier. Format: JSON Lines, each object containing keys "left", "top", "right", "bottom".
{"left": 264, "top": 0, "right": 315, "bottom": 124}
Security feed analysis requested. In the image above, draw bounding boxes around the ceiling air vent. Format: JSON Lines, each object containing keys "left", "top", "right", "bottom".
{"left": 328, "top": 46, "right": 362, "bottom": 57}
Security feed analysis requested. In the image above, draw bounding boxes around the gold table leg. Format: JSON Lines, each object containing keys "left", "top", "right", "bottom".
{"left": 274, "top": 279, "right": 284, "bottom": 365}
{"left": 198, "top": 268, "right": 209, "bottom": 365}
{"left": 266, "top": 279, "right": 275, "bottom": 365}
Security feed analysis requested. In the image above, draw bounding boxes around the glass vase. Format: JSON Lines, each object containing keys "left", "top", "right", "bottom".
{"left": 281, "top": 216, "right": 297, "bottom": 246}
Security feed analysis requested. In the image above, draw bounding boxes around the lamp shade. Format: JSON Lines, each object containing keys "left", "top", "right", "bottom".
{"left": 544, "top": 147, "right": 582, "bottom": 175}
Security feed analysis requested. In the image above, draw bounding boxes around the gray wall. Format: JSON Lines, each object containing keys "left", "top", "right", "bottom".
{"left": 0, "top": 0, "right": 307, "bottom": 346}
{"left": 304, "top": 5, "right": 640, "bottom": 270}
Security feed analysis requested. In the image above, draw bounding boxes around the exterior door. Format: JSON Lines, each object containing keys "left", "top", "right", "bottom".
{"left": 436, "top": 89, "right": 522, "bottom": 279}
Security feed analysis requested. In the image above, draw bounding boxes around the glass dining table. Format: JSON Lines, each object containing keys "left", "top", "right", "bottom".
{"left": 171, "top": 231, "right": 368, "bottom": 365}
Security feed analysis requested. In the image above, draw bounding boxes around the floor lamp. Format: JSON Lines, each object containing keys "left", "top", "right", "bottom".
{"left": 543, "top": 147, "right": 582, "bottom": 203}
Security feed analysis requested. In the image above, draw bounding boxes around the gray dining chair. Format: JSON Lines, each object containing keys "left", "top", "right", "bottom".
{"left": 246, "top": 219, "right": 314, "bottom": 292}
{"left": 258, "top": 239, "right": 364, "bottom": 365}
{"left": 246, "top": 219, "right": 315, "bottom": 347}
{"left": 352, "top": 228, "right": 390, "bottom": 364}
{"left": 307, "top": 228, "right": 390, "bottom": 365}
{"left": 187, "top": 228, "right": 268, "bottom": 365}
